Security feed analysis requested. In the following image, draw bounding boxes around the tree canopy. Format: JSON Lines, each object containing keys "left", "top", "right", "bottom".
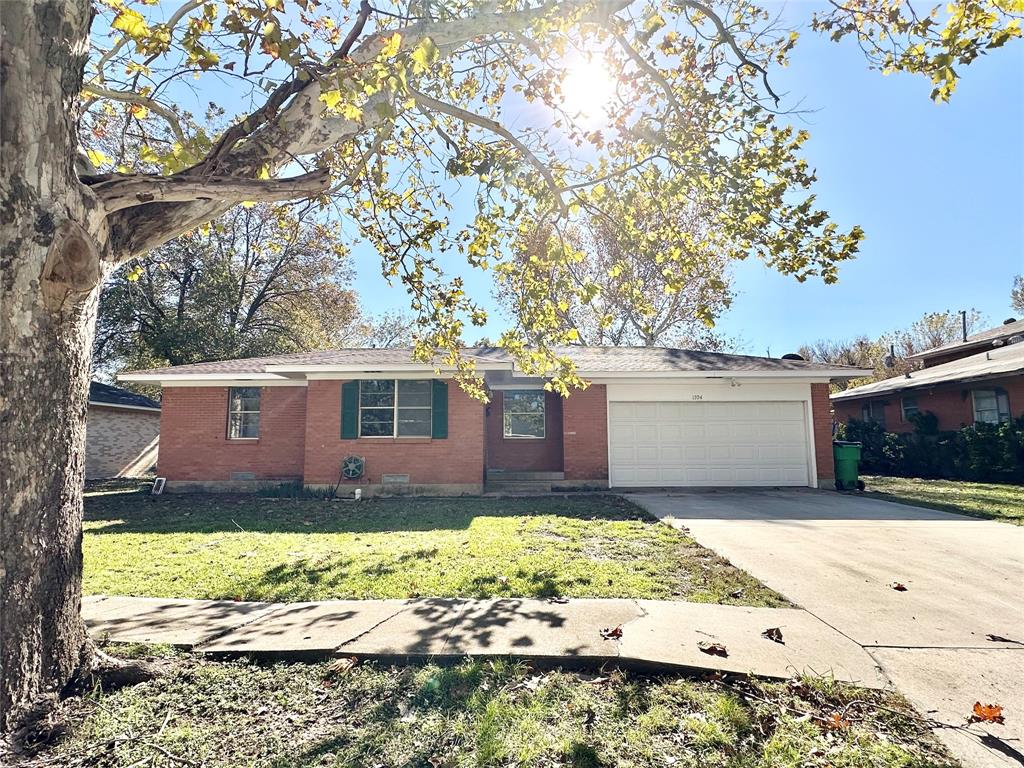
{"left": 800, "top": 307, "right": 986, "bottom": 389}
{"left": 94, "top": 203, "right": 360, "bottom": 374}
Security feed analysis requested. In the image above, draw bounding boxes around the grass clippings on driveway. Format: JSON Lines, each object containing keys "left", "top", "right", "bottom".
{"left": 863, "top": 475, "right": 1024, "bottom": 525}
{"left": 28, "top": 645, "right": 955, "bottom": 768}
{"left": 83, "top": 489, "right": 786, "bottom": 606}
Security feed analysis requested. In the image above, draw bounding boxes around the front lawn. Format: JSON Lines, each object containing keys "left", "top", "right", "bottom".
{"left": 83, "top": 488, "right": 786, "bottom": 606}
{"left": 863, "top": 475, "right": 1024, "bottom": 525}
{"left": 29, "top": 645, "right": 954, "bottom": 768}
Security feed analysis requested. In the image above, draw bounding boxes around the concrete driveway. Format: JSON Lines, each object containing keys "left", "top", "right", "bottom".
{"left": 631, "top": 489, "right": 1024, "bottom": 768}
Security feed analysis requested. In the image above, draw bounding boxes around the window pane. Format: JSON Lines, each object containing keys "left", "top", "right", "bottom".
{"left": 397, "top": 408, "right": 432, "bottom": 436}
{"left": 229, "top": 387, "right": 260, "bottom": 413}
{"left": 229, "top": 412, "right": 260, "bottom": 439}
{"left": 398, "top": 380, "right": 432, "bottom": 407}
{"left": 997, "top": 391, "right": 1011, "bottom": 421}
{"left": 504, "top": 391, "right": 545, "bottom": 414}
{"left": 360, "top": 380, "right": 394, "bottom": 407}
{"left": 505, "top": 413, "right": 545, "bottom": 438}
{"left": 360, "top": 408, "right": 394, "bottom": 436}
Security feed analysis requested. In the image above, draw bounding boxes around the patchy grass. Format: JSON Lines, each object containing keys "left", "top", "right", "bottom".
{"left": 83, "top": 490, "right": 786, "bottom": 606}
{"left": 23, "top": 646, "right": 956, "bottom": 768}
{"left": 863, "top": 475, "right": 1024, "bottom": 525}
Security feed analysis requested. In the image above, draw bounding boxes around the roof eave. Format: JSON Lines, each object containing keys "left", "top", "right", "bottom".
{"left": 831, "top": 368, "right": 1023, "bottom": 401}
{"left": 577, "top": 368, "right": 874, "bottom": 379}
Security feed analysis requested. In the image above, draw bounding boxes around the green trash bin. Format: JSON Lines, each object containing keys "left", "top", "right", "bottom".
{"left": 832, "top": 441, "right": 865, "bottom": 491}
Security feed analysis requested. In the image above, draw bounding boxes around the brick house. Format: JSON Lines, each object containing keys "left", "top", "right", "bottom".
{"left": 86, "top": 381, "right": 161, "bottom": 479}
{"left": 119, "top": 347, "right": 868, "bottom": 494}
{"left": 831, "top": 319, "right": 1024, "bottom": 433}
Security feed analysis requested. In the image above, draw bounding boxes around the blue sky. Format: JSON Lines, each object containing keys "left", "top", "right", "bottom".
{"left": 343, "top": 3, "right": 1024, "bottom": 352}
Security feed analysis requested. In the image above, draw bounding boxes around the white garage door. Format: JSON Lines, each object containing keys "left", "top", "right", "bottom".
{"left": 609, "top": 401, "right": 810, "bottom": 487}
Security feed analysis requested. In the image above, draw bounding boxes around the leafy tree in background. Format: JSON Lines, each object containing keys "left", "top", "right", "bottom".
{"left": 1, "top": 0, "right": 1019, "bottom": 733}
{"left": 801, "top": 308, "right": 986, "bottom": 389}
{"left": 497, "top": 192, "right": 734, "bottom": 348}
{"left": 1012, "top": 275, "right": 1024, "bottom": 314}
{"left": 94, "top": 204, "right": 361, "bottom": 377}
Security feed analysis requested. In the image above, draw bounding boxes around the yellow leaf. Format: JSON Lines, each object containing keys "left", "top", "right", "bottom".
{"left": 111, "top": 8, "right": 150, "bottom": 39}
{"left": 129, "top": 103, "right": 149, "bottom": 119}
{"left": 86, "top": 149, "right": 110, "bottom": 167}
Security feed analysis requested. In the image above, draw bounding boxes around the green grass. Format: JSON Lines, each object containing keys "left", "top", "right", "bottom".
{"left": 863, "top": 475, "right": 1024, "bottom": 525}
{"left": 32, "top": 646, "right": 956, "bottom": 768}
{"left": 83, "top": 489, "right": 786, "bottom": 605}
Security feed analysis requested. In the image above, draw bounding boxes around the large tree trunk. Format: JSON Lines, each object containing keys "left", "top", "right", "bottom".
{"left": 0, "top": 0, "right": 109, "bottom": 732}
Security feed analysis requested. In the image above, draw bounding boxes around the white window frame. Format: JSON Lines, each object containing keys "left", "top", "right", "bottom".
{"left": 358, "top": 379, "right": 432, "bottom": 438}
{"left": 861, "top": 400, "right": 885, "bottom": 427}
{"left": 503, "top": 390, "right": 546, "bottom": 439}
{"left": 971, "top": 388, "right": 1010, "bottom": 425}
{"left": 227, "top": 386, "right": 261, "bottom": 440}
{"left": 901, "top": 396, "right": 919, "bottom": 421}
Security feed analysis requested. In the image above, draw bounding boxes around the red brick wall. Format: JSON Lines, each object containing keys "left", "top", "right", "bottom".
{"left": 485, "top": 391, "right": 564, "bottom": 472}
{"left": 811, "top": 383, "right": 835, "bottom": 481}
{"left": 302, "top": 379, "right": 485, "bottom": 486}
{"left": 832, "top": 375, "right": 1024, "bottom": 434}
{"left": 159, "top": 386, "right": 307, "bottom": 480}
{"left": 562, "top": 384, "right": 608, "bottom": 482}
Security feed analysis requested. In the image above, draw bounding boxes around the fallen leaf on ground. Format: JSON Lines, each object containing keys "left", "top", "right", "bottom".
{"left": 600, "top": 625, "right": 623, "bottom": 640}
{"left": 969, "top": 702, "right": 1005, "bottom": 725}
{"left": 325, "top": 657, "right": 358, "bottom": 677}
{"left": 698, "top": 641, "right": 728, "bottom": 657}
{"left": 761, "top": 627, "right": 784, "bottom": 644}
{"left": 824, "top": 712, "right": 850, "bottom": 730}
{"left": 889, "top": 582, "right": 908, "bottom": 591}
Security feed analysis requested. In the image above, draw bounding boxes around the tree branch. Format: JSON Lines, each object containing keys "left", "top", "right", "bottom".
{"left": 88, "top": 169, "right": 331, "bottom": 213}
{"left": 408, "top": 87, "right": 567, "bottom": 215}
{"left": 673, "top": 0, "right": 780, "bottom": 104}
{"left": 81, "top": 83, "right": 188, "bottom": 144}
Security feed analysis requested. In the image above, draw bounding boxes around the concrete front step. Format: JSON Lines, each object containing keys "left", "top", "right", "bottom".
{"left": 485, "top": 481, "right": 553, "bottom": 493}
{"left": 486, "top": 470, "right": 565, "bottom": 481}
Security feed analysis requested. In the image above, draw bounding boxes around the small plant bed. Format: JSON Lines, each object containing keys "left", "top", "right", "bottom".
{"left": 83, "top": 489, "right": 786, "bottom": 605}
{"left": 863, "top": 475, "right": 1024, "bottom": 525}
{"left": 22, "top": 645, "right": 957, "bottom": 768}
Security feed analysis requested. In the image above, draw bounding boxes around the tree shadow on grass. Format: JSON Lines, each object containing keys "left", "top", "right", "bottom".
{"left": 84, "top": 494, "right": 650, "bottom": 535}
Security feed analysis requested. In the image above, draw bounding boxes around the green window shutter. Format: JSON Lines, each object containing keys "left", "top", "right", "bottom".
{"left": 341, "top": 381, "right": 359, "bottom": 439}
{"left": 431, "top": 379, "right": 448, "bottom": 439}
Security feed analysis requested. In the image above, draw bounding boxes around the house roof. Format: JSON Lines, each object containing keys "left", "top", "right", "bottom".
{"left": 89, "top": 380, "right": 161, "bottom": 410}
{"left": 831, "top": 341, "right": 1024, "bottom": 402}
{"left": 119, "top": 346, "right": 870, "bottom": 383}
{"left": 907, "top": 318, "right": 1024, "bottom": 361}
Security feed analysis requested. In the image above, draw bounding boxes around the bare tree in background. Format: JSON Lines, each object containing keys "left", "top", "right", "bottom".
{"left": 498, "top": 201, "right": 734, "bottom": 349}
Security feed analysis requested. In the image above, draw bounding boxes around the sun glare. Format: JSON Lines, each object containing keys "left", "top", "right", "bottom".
{"left": 560, "top": 57, "right": 616, "bottom": 125}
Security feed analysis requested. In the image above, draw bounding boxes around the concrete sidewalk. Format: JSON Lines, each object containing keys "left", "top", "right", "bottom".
{"left": 82, "top": 595, "right": 885, "bottom": 687}
{"left": 631, "top": 490, "right": 1024, "bottom": 768}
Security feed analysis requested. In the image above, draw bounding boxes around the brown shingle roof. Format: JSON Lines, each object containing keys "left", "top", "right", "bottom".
{"left": 121, "top": 346, "right": 865, "bottom": 378}
{"left": 908, "top": 318, "right": 1024, "bottom": 360}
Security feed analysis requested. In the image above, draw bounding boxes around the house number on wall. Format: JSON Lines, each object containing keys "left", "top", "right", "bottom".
{"left": 691, "top": 394, "right": 703, "bottom": 401}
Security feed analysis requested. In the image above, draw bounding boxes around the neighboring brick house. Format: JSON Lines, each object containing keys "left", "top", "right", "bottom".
{"left": 120, "top": 347, "right": 868, "bottom": 494}
{"left": 832, "top": 319, "right": 1024, "bottom": 433}
{"left": 86, "top": 381, "right": 161, "bottom": 479}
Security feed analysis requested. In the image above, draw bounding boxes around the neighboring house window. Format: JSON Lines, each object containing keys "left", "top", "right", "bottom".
{"left": 359, "top": 379, "right": 432, "bottom": 437}
{"left": 861, "top": 401, "right": 885, "bottom": 428}
{"left": 972, "top": 388, "right": 1011, "bottom": 425}
{"left": 901, "top": 397, "right": 919, "bottom": 421}
{"left": 227, "top": 387, "right": 260, "bottom": 439}
{"left": 503, "top": 391, "right": 546, "bottom": 438}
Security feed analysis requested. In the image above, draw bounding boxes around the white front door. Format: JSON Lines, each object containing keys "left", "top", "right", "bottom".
{"left": 608, "top": 400, "right": 810, "bottom": 487}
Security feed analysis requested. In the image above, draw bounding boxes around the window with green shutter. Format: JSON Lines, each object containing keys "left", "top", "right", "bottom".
{"left": 342, "top": 379, "right": 447, "bottom": 438}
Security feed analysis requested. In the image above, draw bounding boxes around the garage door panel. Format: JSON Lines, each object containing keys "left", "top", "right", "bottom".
{"left": 609, "top": 400, "right": 810, "bottom": 487}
